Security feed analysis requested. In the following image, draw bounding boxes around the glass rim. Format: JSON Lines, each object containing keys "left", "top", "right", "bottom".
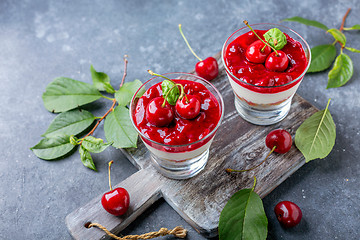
{"left": 221, "top": 23, "right": 312, "bottom": 89}
{"left": 130, "top": 72, "right": 225, "bottom": 148}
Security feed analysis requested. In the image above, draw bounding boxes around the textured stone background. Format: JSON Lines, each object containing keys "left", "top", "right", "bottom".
{"left": 0, "top": 0, "right": 359, "bottom": 239}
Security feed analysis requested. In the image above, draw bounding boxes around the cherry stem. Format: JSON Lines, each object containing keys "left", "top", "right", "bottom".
{"left": 119, "top": 55, "right": 128, "bottom": 89}
{"left": 226, "top": 146, "right": 277, "bottom": 173}
{"left": 178, "top": 24, "right": 203, "bottom": 62}
{"left": 243, "top": 20, "right": 278, "bottom": 55}
{"left": 251, "top": 176, "right": 257, "bottom": 191}
{"left": 148, "top": 70, "right": 175, "bottom": 84}
{"left": 108, "top": 160, "right": 114, "bottom": 191}
{"left": 79, "top": 98, "right": 117, "bottom": 144}
{"left": 177, "top": 84, "right": 188, "bottom": 102}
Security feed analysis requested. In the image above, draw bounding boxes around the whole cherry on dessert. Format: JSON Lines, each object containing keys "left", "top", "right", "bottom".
{"left": 179, "top": 24, "right": 218, "bottom": 81}
{"left": 176, "top": 95, "right": 201, "bottom": 119}
{"left": 265, "top": 50, "right": 289, "bottom": 72}
{"left": 274, "top": 201, "right": 302, "bottom": 228}
{"left": 101, "top": 161, "right": 130, "bottom": 216}
{"left": 226, "top": 129, "right": 292, "bottom": 173}
{"left": 246, "top": 40, "right": 272, "bottom": 63}
{"left": 265, "top": 129, "right": 292, "bottom": 154}
{"left": 146, "top": 97, "right": 174, "bottom": 127}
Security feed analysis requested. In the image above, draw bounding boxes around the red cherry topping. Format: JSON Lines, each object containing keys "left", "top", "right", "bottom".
{"left": 245, "top": 40, "right": 272, "bottom": 63}
{"left": 176, "top": 95, "right": 201, "bottom": 119}
{"left": 265, "top": 50, "right": 289, "bottom": 72}
{"left": 195, "top": 57, "right": 219, "bottom": 81}
{"left": 146, "top": 97, "right": 174, "bottom": 127}
{"left": 274, "top": 201, "right": 302, "bottom": 228}
{"left": 101, "top": 161, "right": 130, "bottom": 216}
{"left": 265, "top": 129, "right": 292, "bottom": 154}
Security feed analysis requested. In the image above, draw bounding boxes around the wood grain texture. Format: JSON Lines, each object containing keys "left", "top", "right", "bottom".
{"left": 66, "top": 52, "right": 318, "bottom": 239}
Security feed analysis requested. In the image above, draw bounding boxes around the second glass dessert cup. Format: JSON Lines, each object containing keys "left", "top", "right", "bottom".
{"left": 222, "top": 23, "right": 311, "bottom": 125}
{"left": 130, "top": 73, "right": 224, "bottom": 180}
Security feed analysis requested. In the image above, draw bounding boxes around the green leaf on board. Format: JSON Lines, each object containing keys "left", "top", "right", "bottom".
{"left": 104, "top": 105, "right": 138, "bottom": 148}
{"left": 115, "top": 79, "right": 143, "bottom": 106}
{"left": 161, "top": 80, "right": 180, "bottom": 105}
{"left": 30, "top": 134, "right": 76, "bottom": 160}
{"left": 79, "top": 145, "right": 97, "bottom": 171}
{"left": 42, "top": 77, "right": 103, "bottom": 113}
{"left": 307, "top": 44, "right": 337, "bottom": 73}
{"left": 327, "top": 53, "right": 353, "bottom": 89}
{"left": 343, "top": 24, "right": 360, "bottom": 31}
{"left": 42, "top": 109, "right": 95, "bottom": 138}
{"left": 219, "top": 177, "right": 268, "bottom": 240}
{"left": 345, "top": 47, "right": 360, "bottom": 53}
{"left": 295, "top": 99, "right": 336, "bottom": 163}
{"left": 327, "top": 29, "right": 346, "bottom": 46}
{"left": 281, "top": 16, "right": 329, "bottom": 30}
{"left": 263, "top": 28, "right": 287, "bottom": 50}
{"left": 81, "top": 136, "right": 112, "bottom": 153}
{"left": 90, "top": 65, "right": 115, "bottom": 94}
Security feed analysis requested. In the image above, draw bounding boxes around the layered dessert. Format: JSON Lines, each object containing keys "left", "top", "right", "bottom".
{"left": 223, "top": 25, "right": 310, "bottom": 108}
{"left": 132, "top": 78, "right": 222, "bottom": 162}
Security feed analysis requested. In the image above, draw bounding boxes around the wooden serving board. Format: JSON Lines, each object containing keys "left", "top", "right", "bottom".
{"left": 65, "top": 52, "right": 318, "bottom": 239}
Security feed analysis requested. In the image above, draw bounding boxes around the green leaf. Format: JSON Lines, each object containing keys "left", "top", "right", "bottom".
{"left": 307, "top": 44, "right": 337, "bottom": 73}
{"left": 161, "top": 80, "right": 180, "bottom": 105}
{"left": 90, "top": 65, "right": 115, "bottom": 94}
{"left": 343, "top": 24, "right": 360, "bottom": 31}
{"left": 104, "top": 106, "right": 138, "bottom": 148}
{"left": 79, "top": 145, "right": 97, "bottom": 171}
{"left": 219, "top": 178, "right": 267, "bottom": 240}
{"left": 281, "top": 16, "right": 328, "bottom": 30}
{"left": 345, "top": 47, "right": 360, "bottom": 53}
{"left": 295, "top": 99, "right": 336, "bottom": 163}
{"left": 327, "top": 29, "right": 346, "bottom": 46}
{"left": 327, "top": 53, "right": 353, "bottom": 89}
{"left": 81, "top": 136, "right": 112, "bottom": 153}
{"left": 31, "top": 134, "right": 76, "bottom": 160}
{"left": 70, "top": 135, "right": 79, "bottom": 145}
{"left": 42, "top": 77, "right": 103, "bottom": 113}
{"left": 263, "top": 28, "right": 287, "bottom": 50}
{"left": 42, "top": 109, "right": 95, "bottom": 138}
{"left": 115, "top": 79, "right": 143, "bottom": 106}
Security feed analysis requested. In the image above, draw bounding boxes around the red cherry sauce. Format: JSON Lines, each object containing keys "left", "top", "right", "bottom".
{"left": 224, "top": 30, "right": 308, "bottom": 94}
{"left": 133, "top": 80, "right": 221, "bottom": 153}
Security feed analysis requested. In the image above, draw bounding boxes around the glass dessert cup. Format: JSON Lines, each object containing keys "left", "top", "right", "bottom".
{"left": 130, "top": 73, "right": 224, "bottom": 180}
{"left": 222, "top": 23, "right": 311, "bottom": 125}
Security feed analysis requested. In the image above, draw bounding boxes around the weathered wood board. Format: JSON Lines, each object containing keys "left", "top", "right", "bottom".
{"left": 65, "top": 52, "right": 318, "bottom": 239}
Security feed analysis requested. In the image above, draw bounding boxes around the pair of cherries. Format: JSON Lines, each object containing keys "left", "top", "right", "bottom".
{"left": 246, "top": 40, "right": 289, "bottom": 72}
{"left": 146, "top": 93, "right": 201, "bottom": 127}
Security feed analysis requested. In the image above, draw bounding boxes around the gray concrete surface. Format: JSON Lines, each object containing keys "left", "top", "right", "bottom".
{"left": 0, "top": 0, "right": 359, "bottom": 239}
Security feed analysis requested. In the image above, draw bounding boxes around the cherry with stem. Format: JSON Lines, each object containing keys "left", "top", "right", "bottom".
{"left": 101, "top": 161, "right": 130, "bottom": 216}
{"left": 226, "top": 129, "right": 292, "bottom": 173}
{"left": 178, "top": 24, "right": 219, "bottom": 81}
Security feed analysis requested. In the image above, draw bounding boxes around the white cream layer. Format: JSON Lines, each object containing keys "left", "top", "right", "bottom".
{"left": 227, "top": 73, "right": 301, "bottom": 105}
{"left": 143, "top": 138, "right": 214, "bottom": 161}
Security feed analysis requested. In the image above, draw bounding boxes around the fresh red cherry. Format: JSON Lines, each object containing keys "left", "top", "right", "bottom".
{"left": 195, "top": 57, "right": 219, "bottom": 81}
{"left": 101, "top": 161, "right": 130, "bottom": 216}
{"left": 274, "top": 201, "right": 302, "bottom": 228}
{"left": 179, "top": 24, "right": 219, "bottom": 81}
{"left": 176, "top": 95, "right": 201, "bottom": 119}
{"left": 245, "top": 40, "right": 271, "bottom": 63}
{"left": 265, "top": 129, "right": 292, "bottom": 154}
{"left": 265, "top": 50, "right": 289, "bottom": 72}
{"left": 146, "top": 97, "right": 174, "bottom": 127}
